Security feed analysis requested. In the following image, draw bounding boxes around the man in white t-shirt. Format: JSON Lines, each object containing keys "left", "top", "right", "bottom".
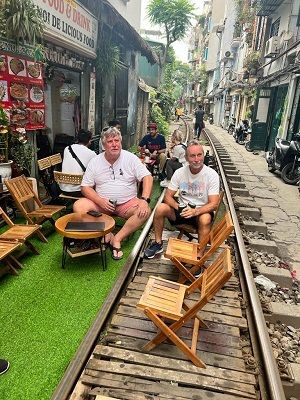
{"left": 73, "top": 127, "right": 153, "bottom": 260}
{"left": 61, "top": 129, "right": 97, "bottom": 196}
{"left": 144, "top": 140, "right": 220, "bottom": 259}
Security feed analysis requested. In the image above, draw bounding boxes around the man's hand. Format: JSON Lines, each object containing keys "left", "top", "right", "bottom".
{"left": 98, "top": 197, "right": 116, "bottom": 213}
{"left": 137, "top": 199, "right": 150, "bottom": 219}
{"left": 180, "top": 207, "right": 196, "bottom": 219}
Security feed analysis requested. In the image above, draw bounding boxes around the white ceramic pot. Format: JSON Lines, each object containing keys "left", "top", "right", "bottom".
{"left": 0, "top": 160, "right": 13, "bottom": 191}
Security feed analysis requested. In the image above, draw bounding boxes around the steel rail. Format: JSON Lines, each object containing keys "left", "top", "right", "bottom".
{"left": 52, "top": 190, "right": 165, "bottom": 400}
{"left": 52, "top": 120, "right": 191, "bottom": 400}
{"left": 205, "top": 129, "right": 286, "bottom": 400}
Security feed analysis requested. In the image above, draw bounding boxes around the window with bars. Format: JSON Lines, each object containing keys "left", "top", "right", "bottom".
{"left": 270, "top": 18, "right": 280, "bottom": 37}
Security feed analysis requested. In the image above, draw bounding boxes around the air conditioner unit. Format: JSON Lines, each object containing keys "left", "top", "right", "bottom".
{"left": 264, "top": 36, "right": 280, "bottom": 58}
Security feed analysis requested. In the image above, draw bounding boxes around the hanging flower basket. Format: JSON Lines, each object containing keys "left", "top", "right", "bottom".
{"left": 59, "top": 85, "right": 79, "bottom": 103}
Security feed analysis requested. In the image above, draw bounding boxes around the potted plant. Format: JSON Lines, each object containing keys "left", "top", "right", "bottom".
{"left": 0, "top": 104, "right": 13, "bottom": 189}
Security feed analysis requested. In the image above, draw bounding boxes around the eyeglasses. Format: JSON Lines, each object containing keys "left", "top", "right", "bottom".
{"left": 109, "top": 166, "right": 115, "bottom": 180}
{"left": 109, "top": 166, "right": 124, "bottom": 180}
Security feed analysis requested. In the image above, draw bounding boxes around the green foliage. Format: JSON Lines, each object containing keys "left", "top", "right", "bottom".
{"left": 198, "top": 14, "right": 205, "bottom": 28}
{"left": 9, "top": 139, "right": 33, "bottom": 174}
{"left": 1, "top": 0, "right": 44, "bottom": 45}
{"left": 243, "top": 51, "right": 260, "bottom": 70}
{"left": 95, "top": 37, "right": 122, "bottom": 80}
{"left": 147, "top": 0, "right": 195, "bottom": 66}
{"left": 150, "top": 104, "right": 169, "bottom": 136}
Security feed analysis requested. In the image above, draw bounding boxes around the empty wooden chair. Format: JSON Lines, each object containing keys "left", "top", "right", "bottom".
{"left": 165, "top": 211, "right": 234, "bottom": 285}
{"left": 176, "top": 190, "right": 224, "bottom": 241}
{"left": 137, "top": 248, "right": 232, "bottom": 367}
{"left": 5, "top": 175, "right": 65, "bottom": 242}
{"left": 0, "top": 207, "right": 41, "bottom": 254}
{"left": 0, "top": 239, "right": 22, "bottom": 276}
{"left": 53, "top": 171, "right": 83, "bottom": 200}
{"left": 49, "top": 153, "right": 62, "bottom": 167}
{"left": 37, "top": 156, "right": 52, "bottom": 171}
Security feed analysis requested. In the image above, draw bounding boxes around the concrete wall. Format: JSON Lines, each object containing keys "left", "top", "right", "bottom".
{"left": 107, "top": 0, "right": 141, "bottom": 31}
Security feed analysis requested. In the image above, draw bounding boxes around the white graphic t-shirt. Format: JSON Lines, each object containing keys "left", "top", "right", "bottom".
{"left": 168, "top": 164, "right": 219, "bottom": 207}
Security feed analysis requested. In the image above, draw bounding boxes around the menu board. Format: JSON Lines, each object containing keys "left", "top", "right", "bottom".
{"left": 0, "top": 53, "right": 45, "bottom": 130}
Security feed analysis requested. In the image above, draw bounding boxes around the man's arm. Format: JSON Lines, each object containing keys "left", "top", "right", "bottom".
{"left": 164, "top": 188, "right": 179, "bottom": 210}
{"left": 181, "top": 194, "right": 219, "bottom": 219}
{"left": 140, "top": 175, "right": 153, "bottom": 199}
{"left": 81, "top": 186, "right": 115, "bottom": 212}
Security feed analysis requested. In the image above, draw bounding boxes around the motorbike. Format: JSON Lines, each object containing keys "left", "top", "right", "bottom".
{"left": 234, "top": 122, "right": 250, "bottom": 145}
{"left": 267, "top": 133, "right": 300, "bottom": 185}
{"left": 208, "top": 113, "right": 214, "bottom": 124}
{"left": 227, "top": 117, "right": 236, "bottom": 135}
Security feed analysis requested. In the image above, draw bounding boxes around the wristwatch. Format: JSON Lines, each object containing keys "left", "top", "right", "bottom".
{"left": 141, "top": 196, "right": 151, "bottom": 203}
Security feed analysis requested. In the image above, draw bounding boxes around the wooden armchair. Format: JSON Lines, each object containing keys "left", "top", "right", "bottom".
{"left": 165, "top": 211, "right": 234, "bottom": 285}
{"left": 53, "top": 171, "right": 83, "bottom": 200}
{"left": 0, "top": 239, "right": 22, "bottom": 276}
{"left": 0, "top": 207, "right": 41, "bottom": 255}
{"left": 137, "top": 248, "right": 232, "bottom": 367}
{"left": 176, "top": 190, "right": 224, "bottom": 241}
{"left": 5, "top": 175, "right": 65, "bottom": 242}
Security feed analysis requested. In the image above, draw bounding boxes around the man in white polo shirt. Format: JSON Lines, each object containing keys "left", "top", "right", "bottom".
{"left": 73, "top": 127, "right": 153, "bottom": 260}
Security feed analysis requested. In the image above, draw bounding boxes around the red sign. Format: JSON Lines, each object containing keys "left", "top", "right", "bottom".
{"left": 0, "top": 53, "right": 45, "bottom": 130}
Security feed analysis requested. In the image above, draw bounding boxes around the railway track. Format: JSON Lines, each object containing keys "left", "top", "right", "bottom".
{"left": 52, "top": 120, "right": 295, "bottom": 400}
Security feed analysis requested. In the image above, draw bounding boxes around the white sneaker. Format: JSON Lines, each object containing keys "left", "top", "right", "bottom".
{"left": 160, "top": 179, "right": 169, "bottom": 188}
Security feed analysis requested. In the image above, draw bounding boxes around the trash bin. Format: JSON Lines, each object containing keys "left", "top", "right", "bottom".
{"left": 247, "top": 122, "right": 267, "bottom": 151}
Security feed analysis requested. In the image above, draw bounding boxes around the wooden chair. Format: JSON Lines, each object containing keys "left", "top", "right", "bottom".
{"left": 137, "top": 248, "right": 232, "bottom": 367}
{"left": 176, "top": 190, "right": 224, "bottom": 241}
{"left": 165, "top": 211, "right": 234, "bottom": 285}
{"left": 5, "top": 175, "right": 65, "bottom": 242}
{"left": 37, "top": 153, "right": 62, "bottom": 201}
{"left": 53, "top": 171, "right": 83, "bottom": 201}
{"left": 0, "top": 207, "right": 41, "bottom": 255}
{"left": 0, "top": 239, "right": 23, "bottom": 276}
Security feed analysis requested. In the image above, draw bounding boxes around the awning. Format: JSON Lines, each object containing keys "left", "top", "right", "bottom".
{"left": 103, "top": 1, "right": 159, "bottom": 65}
{"left": 256, "top": 0, "right": 285, "bottom": 16}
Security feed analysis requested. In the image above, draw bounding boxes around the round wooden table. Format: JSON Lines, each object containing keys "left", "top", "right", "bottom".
{"left": 55, "top": 212, "right": 115, "bottom": 270}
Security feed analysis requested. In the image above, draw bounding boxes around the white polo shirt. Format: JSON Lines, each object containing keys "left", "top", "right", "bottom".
{"left": 81, "top": 150, "right": 151, "bottom": 204}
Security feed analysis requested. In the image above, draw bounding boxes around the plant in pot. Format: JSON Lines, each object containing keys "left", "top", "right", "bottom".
{"left": 0, "top": 104, "right": 13, "bottom": 190}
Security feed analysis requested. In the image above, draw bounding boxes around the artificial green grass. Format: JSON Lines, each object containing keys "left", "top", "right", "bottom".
{"left": 0, "top": 182, "right": 162, "bottom": 400}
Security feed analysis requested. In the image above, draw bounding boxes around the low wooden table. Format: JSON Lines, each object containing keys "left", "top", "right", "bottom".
{"left": 55, "top": 212, "right": 115, "bottom": 270}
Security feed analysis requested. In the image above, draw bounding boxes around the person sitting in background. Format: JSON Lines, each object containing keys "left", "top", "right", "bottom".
{"left": 73, "top": 127, "right": 153, "bottom": 260}
{"left": 144, "top": 140, "right": 220, "bottom": 259}
{"left": 60, "top": 129, "right": 96, "bottom": 197}
{"left": 108, "top": 119, "right": 121, "bottom": 131}
{"left": 160, "top": 129, "right": 186, "bottom": 188}
{"left": 138, "top": 122, "right": 167, "bottom": 179}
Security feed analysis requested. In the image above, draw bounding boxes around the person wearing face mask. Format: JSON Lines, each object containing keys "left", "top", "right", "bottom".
{"left": 144, "top": 140, "right": 220, "bottom": 259}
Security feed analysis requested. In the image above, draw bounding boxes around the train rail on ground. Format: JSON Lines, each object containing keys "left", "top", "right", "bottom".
{"left": 52, "top": 120, "right": 289, "bottom": 400}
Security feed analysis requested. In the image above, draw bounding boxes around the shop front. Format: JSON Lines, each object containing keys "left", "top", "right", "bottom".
{"left": 32, "top": 0, "right": 98, "bottom": 157}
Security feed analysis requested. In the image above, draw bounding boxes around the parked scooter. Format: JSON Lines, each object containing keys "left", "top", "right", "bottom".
{"left": 227, "top": 117, "right": 236, "bottom": 135}
{"left": 267, "top": 133, "right": 300, "bottom": 185}
{"left": 208, "top": 113, "right": 214, "bottom": 124}
{"left": 235, "top": 120, "right": 250, "bottom": 145}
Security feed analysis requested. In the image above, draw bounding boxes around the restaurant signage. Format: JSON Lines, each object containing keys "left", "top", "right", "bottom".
{"left": 0, "top": 54, "right": 45, "bottom": 130}
{"left": 32, "top": 0, "right": 98, "bottom": 58}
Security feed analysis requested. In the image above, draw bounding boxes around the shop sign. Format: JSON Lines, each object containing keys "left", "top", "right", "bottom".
{"left": 0, "top": 53, "right": 45, "bottom": 130}
{"left": 32, "top": 0, "right": 98, "bottom": 58}
{"left": 88, "top": 71, "right": 96, "bottom": 133}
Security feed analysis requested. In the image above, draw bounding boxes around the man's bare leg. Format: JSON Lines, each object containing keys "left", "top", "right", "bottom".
{"left": 153, "top": 203, "right": 176, "bottom": 243}
{"left": 197, "top": 213, "right": 213, "bottom": 257}
{"left": 110, "top": 208, "right": 148, "bottom": 258}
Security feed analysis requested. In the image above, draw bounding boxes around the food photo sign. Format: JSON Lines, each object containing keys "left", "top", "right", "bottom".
{"left": 0, "top": 53, "right": 45, "bottom": 130}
